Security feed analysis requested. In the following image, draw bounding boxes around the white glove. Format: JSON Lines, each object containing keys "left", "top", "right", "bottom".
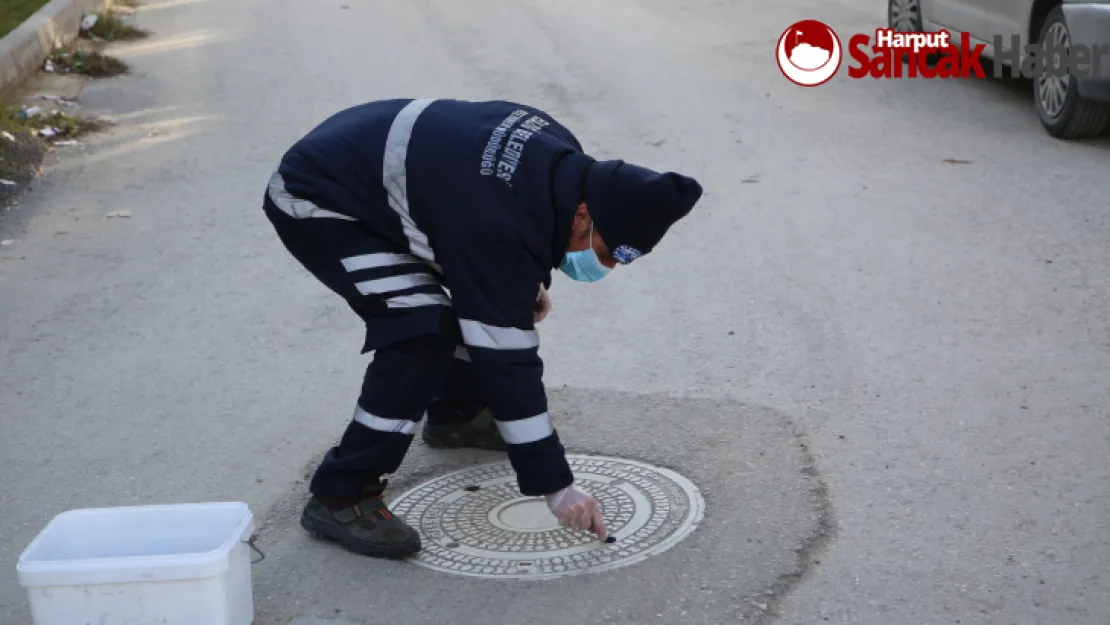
{"left": 534, "top": 284, "right": 552, "bottom": 323}
{"left": 545, "top": 484, "right": 608, "bottom": 540}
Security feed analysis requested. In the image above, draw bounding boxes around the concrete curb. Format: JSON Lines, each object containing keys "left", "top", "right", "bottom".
{"left": 0, "top": 0, "right": 113, "bottom": 96}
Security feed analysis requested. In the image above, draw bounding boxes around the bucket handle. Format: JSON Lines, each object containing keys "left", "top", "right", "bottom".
{"left": 244, "top": 532, "right": 266, "bottom": 564}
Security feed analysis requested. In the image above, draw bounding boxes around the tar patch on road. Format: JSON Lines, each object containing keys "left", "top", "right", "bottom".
{"left": 250, "top": 387, "right": 831, "bottom": 625}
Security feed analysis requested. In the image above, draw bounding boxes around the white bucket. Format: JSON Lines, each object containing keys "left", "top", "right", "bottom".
{"left": 17, "top": 502, "right": 255, "bottom": 625}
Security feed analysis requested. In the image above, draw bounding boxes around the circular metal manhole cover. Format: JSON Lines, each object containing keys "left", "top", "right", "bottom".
{"left": 389, "top": 455, "right": 705, "bottom": 579}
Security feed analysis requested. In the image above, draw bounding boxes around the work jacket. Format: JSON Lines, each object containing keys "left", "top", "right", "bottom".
{"left": 272, "top": 99, "right": 594, "bottom": 496}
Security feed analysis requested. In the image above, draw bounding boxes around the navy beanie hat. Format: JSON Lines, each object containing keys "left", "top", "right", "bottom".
{"left": 582, "top": 159, "right": 703, "bottom": 264}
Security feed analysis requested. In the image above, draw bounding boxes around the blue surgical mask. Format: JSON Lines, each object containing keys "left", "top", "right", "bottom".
{"left": 559, "top": 222, "right": 611, "bottom": 282}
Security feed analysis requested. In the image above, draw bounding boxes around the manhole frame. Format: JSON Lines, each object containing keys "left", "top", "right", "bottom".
{"left": 389, "top": 454, "right": 707, "bottom": 580}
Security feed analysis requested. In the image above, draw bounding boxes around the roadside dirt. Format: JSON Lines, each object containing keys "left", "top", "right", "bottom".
{"left": 1, "top": 7, "right": 149, "bottom": 221}
{"left": 0, "top": 29, "right": 138, "bottom": 218}
{"left": 0, "top": 130, "right": 44, "bottom": 208}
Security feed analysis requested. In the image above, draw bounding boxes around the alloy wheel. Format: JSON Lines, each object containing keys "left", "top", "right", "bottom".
{"left": 889, "top": 0, "right": 922, "bottom": 32}
{"left": 1037, "top": 21, "right": 1071, "bottom": 120}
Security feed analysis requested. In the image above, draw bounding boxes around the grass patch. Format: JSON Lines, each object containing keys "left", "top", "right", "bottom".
{"left": 0, "top": 100, "right": 25, "bottom": 136}
{"left": 48, "top": 49, "right": 130, "bottom": 78}
{"left": 0, "top": 0, "right": 49, "bottom": 39}
{"left": 1, "top": 99, "right": 104, "bottom": 206}
{"left": 1, "top": 100, "right": 106, "bottom": 140}
{"left": 0, "top": 101, "right": 45, "bottom": 204}
{"left": 39, "top": 110, "right": 106, "bottom": 137}
{"left": 83, "top": 14, "right": 148, "bottom": 40}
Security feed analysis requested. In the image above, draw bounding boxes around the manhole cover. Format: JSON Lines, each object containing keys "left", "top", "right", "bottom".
{"left": 389, "top": 455, "right": 705, "bottom": 579}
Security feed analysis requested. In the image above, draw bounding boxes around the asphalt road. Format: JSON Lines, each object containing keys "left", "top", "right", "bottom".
{"left": 2, "top": 0, "right": 1109, "bottom": 624}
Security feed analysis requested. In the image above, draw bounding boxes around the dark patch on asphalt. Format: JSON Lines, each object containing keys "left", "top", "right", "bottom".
{"left": 249, "top": 387, "right": 834, "bottom": 625}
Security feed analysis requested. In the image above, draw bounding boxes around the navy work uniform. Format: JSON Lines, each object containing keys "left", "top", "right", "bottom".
{"left": 261, "top": 98, "right": 702, "bottom": 558}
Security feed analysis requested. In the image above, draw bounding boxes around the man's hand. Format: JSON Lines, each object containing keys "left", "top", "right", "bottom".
{"left": 545, "top": 484, "right": 608, "bottom": 540}
{"left": 534, "top": 284, "right": 552, "bottom": 323}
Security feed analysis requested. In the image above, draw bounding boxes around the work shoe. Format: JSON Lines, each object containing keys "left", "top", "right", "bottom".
{"left": 300, "top": 482, "right": 421, "bottom": 559}
{"left": 422, "top": 407, "right": 507, "bottom": 451}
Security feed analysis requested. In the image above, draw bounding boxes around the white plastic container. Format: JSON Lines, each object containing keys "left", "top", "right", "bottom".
{"left": 17, "top": 502, "right": 255, "bottom": 625}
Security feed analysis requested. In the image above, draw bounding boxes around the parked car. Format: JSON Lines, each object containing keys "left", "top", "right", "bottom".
{"left": 888, "top": 0, "right": 1110, "bottom": 138}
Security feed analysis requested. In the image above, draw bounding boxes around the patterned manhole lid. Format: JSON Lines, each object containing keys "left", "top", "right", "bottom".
{"left": 389, "top": 455, "right": 705, "bottom": 579}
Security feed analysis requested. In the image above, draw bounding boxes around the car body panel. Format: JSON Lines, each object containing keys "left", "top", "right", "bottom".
{"left": 920, "top": 0, "right": 1110, "bottom": 102}
{"left": 927, "top": 0, "right": 991, "bottom": 41}
{"left": 1061, "top": 3, "right": 1110, "bottom": 101}
{"left": 982, "top": 0, "right": 1038, "bottom": 49}
{"left": 920, "top": 17, "right": 1001, "bottom": 60}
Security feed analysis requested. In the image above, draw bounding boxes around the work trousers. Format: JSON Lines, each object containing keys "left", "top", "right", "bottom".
{"left": 263, "top": 192, "right": 485, "bottom": 500}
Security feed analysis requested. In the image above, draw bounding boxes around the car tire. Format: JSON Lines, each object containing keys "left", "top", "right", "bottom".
{"left": 1035, "top": 6, "right": 1110, "bottom": 138}
{"left": 887, "top": 0, "right": 944, "bottom": 66}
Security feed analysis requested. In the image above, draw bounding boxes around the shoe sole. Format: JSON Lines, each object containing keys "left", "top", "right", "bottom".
{"left": 300, "top": 510, "right": 421, "bottom": 559}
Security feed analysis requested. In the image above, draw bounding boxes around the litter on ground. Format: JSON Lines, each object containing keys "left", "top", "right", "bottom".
{"left": 36, "top": 95, "right": 78, "bottom": 107}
